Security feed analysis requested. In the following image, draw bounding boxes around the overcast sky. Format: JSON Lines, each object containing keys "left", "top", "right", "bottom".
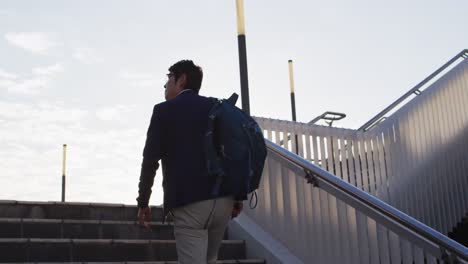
{"left": 1, "top": 0, "right": 467, "bottom": 205}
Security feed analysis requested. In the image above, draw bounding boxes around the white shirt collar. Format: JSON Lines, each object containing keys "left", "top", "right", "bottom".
{"left": 177, "top": 89, "right": 193, "bottom": 96}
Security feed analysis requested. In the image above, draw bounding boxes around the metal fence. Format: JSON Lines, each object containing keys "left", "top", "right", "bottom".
{"left": 244, "top": 140, "right": 468, "bottom": 263}
{"left": 254, "top": 58, "right": 468, "bottom": 236}
{"left": 244, "top": 57, "right": 468, "bottom": 263}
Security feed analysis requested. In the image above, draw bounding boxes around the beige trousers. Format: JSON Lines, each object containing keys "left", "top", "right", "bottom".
{"left": 171, "top": 196, "right": 235, "bottom": 264}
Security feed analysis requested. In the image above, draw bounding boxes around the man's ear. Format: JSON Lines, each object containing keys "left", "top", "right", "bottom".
{"left": 176, "top": 73, "right": 187, "bottom": 90}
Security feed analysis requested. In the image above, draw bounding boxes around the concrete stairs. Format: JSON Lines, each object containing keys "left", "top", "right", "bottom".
{"left": 0, "top": 200, "right": 265, "bottom": 263}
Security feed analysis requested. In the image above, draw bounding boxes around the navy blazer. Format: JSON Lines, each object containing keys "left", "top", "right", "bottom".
{"left": 137, "top": 90, "right": 218, "bottom": 212}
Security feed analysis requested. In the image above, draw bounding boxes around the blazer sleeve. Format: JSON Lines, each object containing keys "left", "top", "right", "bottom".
{"left": 136, "top": 105, "right": 163, "bottom": 208}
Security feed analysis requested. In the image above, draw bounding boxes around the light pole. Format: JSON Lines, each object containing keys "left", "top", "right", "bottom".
{"left": 289, "top": 60, "right": 297, "bottom": 122}
{"left": 236, "top": 0, "right": 250, "bottom": 115}
{"left": 289, "top": 60, "right": 299, "bottom": 154}
{"left": 61, "top": 144, "right": 67, "bottom": 202}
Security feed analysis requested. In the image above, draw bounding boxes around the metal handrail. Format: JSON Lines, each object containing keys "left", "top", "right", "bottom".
{"left": 359, "top": 49, "right": 468, "bottom": 131}
{"left": 265, "top": 139, "right": 468, "bottom": 262}
{"left": 308, "top": 111, "right": 346, "bottom": 126}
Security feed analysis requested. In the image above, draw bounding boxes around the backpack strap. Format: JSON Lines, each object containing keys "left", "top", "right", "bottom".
{"left": 226, "top": 93, "right": 239, "bottom": 105}
{"left": 205, "top": 98, "right": 225, "bottom": 197}
{"left": 249, "top": 191, "right": 258, "bottom": 209}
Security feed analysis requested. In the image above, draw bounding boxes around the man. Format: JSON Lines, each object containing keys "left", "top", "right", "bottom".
{"left": 136, "top": 60, "right": 243, "bottom": 264}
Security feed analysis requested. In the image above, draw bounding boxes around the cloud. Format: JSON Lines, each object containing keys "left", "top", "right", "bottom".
{"left": 33, "top": 63, "right": 64, "bottom": 75}
{"left": 0, "top": 8, "right": 14, "bottom": 16}
{"left": 0, "top": 78, "right": 48, "bottom": 95}
{"left": 120, "top": 71, "right": 163, "bottom": 88}
{"left": 0, "top": 101, "right": 87, "bottom": 123}
{"left": 0, "top": 69, "right": 17, "bottom": 79}
{"left": 5, "top": 32, "right": 59, "bottom": 54}
{"left": 0, "top": 63, "right": 63, "bottom": 95}
{"left": 72, "top": 48, "right": 103, "bottom": 64}
{"left": 96, "top": 105, "right": 133, "bottom": 121}
{"left": 0, "top": 100, "right": 161, "bottom": 204}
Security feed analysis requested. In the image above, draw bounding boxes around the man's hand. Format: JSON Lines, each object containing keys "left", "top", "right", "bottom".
{"left": 137, "top": 207, "right": 151, "bottom": 228}
{"left": 231, "top": 201, "right": 243, "bottom": 219}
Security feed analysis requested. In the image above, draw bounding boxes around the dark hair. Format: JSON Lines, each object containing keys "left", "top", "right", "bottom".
{"left": 168, "top": 60, "right": 203, "bottom": 92}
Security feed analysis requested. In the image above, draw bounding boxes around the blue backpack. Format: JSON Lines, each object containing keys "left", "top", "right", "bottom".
{"left": 205, "top": 93, "right": 267, "bottom": 207}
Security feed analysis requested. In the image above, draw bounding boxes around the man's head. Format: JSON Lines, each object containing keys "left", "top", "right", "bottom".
{"left": 164, "top": 60, "right": 203, "bottom": 100}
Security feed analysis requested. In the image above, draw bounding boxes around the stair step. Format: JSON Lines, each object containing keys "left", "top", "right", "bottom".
{"left": 12, "top": 261, "right": 265, "bottom": 264}
{"left": 0, "top": 200, "right": 165, "bottom": 222}
{"left": 0, "top": 238, "right": 246, "bottom": 262}
{"left": 0, "top": 218, "right": 175, "bottom": 240}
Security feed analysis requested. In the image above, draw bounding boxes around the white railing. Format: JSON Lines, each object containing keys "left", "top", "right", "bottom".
{"left": 243, "top": 140, "right": 468, "bottom": 263}
{"left": 254, "top": 58, "right": 468, "bottom": 236}
{"left": 244, "top": 56, "right": 468, "bottom": 263}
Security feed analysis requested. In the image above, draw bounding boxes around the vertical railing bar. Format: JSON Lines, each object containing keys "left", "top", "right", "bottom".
{"left": 381, "top": 127, "right": 393, "bottom": 204}
{"left": 346, "top": 205, "right": 361, "bottom": 264}
{"left": 374, "top": 135, "right": 392, "bottom": 264}
{"left": 375, "top": 132, "right": 386, "bottom": 201}
{"left": 355, "top": 133, "right": 365, "bottom": 191}
{"left": 348, "top": 132, "right": 368, "bottom": 263}
{"left": 400, "top": 110, "right": 413, "bottom": 218}
{"left": 367, "top": 217, "right": 381, "bottom": 263}
{"left": 438, "top": 74, "right": 457, "bottom": 233}
{"left": 388, "top": 230, "right": 402, "bottom": 264}
{"left": 367, "top": 137, "right": 375, "bottom": 195}
{"left": 280, "top": 121, "right": 295, "bottom": 247}
{"left": 303, "top": 128, "right": 318, "bottom": 262}
{"left": 315, "top": 126, "right": 334, "bottom": 262}
{"left": 419, "top": 89, "right": 438, "bottom": 230}
{"left": 353, "top": 135, "right": 361, "bottom": 187}
{"left": 336, "top": 129, "right": 353, "bottom": 262}
{"left": 294, "top": 123, "right": 308, "bottom": 258}
{"left": 403, "top": 104, "right": 417, "bottom": 223}
{"left": 413, "top": 98, "right": 430, "bottom": 234}
{"left": 265, "top": 151, "right": 278, "bottom": 230}
{"left": 304, "top": 127, "right": 312, "bottom": 163}
{"left": 404, "top": 100, "right": 420, "bottom": 222}
{"left": 308, "top": 128, "right": 327, "bottom": 262}
{"left": 447, "top": 69, "right": 464, "bottom": 230}
{"left": 372, "top": 135, "right": 382, "bottom": 196}
{"left": 376, "top": 222, "right": 391, "bottom": 264}
{"left": 331, "top": 129, "right": 342, "bottom": 180}
{"left": 425, "top": 88, "right": 443, "bottom": 232}
{"left": 354, "top": 133, "right": 372, "bottom": 264}
{"left": 312, "top": 132, "right": 320, "bottom": 167}
{"left": 312, "top": 174, "right": 326, "bottom": 263}
{"left": 274, "top": 121, "right": 287, "bottom": 241}
{"left": 414, "top": 244, "right": 425, "bottom": 263}
{"left": 428, "top": 82, "right": 448, "bottom": 232}
{"left": 288, "top": 165, "right": 302, "bottom": 257}
{"left": 326, "top": 128, "right": 344, "bottom": 263}
{"left": 441, "top": 74, "right": 460, "bottom": 232}
{"left": 450, "top": 66, "right": 468, "bottom": 225}
{"left": 344, "top": 132, "right": 356, "bottom": 187}
{"left": 416, "top": 99, "right": 429, "bottom": 225}
{"left": 431, "top": 81, "right": 451, "bottom": 234}
{"left": 457, "top": 62, "right": 468, "bottom": 215}
{"left": 262, "top": 119, "right": 273, "bottom": 232}
{"left": 325, "top": 131, "right": 334, "bottom": 174}
{"left": 290, "top": 121, "right": 298, "bottom": 155}
{"left": 356, "top": 210, "right": 371, "bottom": 264}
